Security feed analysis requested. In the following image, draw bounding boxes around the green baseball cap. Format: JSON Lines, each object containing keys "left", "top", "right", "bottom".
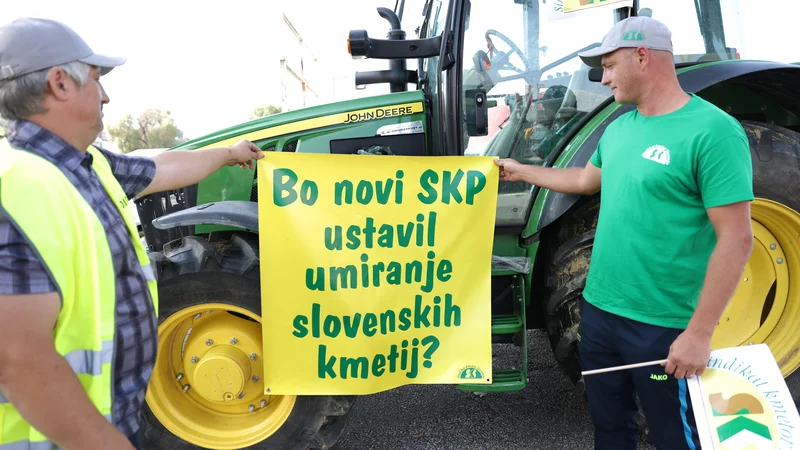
{"left": 0, "top": 17, "right": 126, "bottom": 81}
{"left": 578, "top": 16, "right": 673, "bottom": 68}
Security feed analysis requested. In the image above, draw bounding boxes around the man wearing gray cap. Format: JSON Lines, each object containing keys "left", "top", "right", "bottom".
{"left": 496, "top": 16, "right": 753, "bottom": 449}
{"left": 0, "top": 17, "right": 264, "bottom": 450}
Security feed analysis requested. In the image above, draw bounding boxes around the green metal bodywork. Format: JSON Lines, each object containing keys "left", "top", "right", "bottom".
{"left": 173, "top": 90, "right": 427, "bottom": 234}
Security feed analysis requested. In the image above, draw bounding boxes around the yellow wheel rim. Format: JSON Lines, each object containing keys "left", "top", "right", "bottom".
{"left": 712, "top": 198, "right": 800, "bottom": 379}
{"left": 145, "top": 303, "right": 295, "bottom": 449}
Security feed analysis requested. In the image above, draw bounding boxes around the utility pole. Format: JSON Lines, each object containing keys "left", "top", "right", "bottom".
{"left": 281, "top": 14, "right": 318, "bottom": 111}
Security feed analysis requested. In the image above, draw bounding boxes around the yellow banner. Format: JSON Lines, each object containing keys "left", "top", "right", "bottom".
{"left": 563, "top": 0, "right": 632, "bottom": 13}
{"left": 256, "top": 153, "right": 498, "bottom": 395}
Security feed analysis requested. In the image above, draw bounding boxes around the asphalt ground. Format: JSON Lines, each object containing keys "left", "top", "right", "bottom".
{"left": 335, "top": 330, "right": 657, "bottom": 450}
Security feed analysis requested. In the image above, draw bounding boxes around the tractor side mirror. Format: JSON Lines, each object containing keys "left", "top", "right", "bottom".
{"left": 588, "top": 67, "right": 603, "bottom": 82}
{"left": 465, "top": 89, "right": 489, "bottom": 136}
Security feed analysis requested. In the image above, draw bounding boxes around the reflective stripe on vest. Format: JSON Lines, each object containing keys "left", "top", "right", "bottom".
{"left": 0, "top": 413, "right": 113, "bottom": 449}
{"left": 0, "top": 340, "right": 114, "bottom": 404}
{"left": 0, "top": 440, "right": 60, "bottom": 449}
{"left": 0, "top": 140, "right": 157, "bottom": 445}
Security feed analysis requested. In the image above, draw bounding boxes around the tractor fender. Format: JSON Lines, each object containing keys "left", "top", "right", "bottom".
{"left": 536, "top": 60, "right": 800, "bottom": 232}
{"left": 151, "top": 200, "right": 258, "bottom": 232}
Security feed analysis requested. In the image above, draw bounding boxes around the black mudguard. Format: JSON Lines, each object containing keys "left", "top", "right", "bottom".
{"left": 151, "top": 200, "right": 259, "bottom": 232}
{"left": 537, "top": 60, "right": 800, "bottom": 231}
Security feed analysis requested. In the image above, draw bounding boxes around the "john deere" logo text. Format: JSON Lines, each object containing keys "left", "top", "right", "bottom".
{"left": 344, "top": 106, "right": 415, "bottom": 124}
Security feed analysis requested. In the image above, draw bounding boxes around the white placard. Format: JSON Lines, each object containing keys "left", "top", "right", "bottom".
{"left": 687, "top": 344, "right": 800, "bottom": 450}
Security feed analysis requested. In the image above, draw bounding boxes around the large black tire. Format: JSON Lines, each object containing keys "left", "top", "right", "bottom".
{"left": 542, "top": 121, "right": 800, "bottom": 408}
{"left": 542, "top": 195, "right": 598, "bottom": 393}
{"left": 142, "top": 232, "right": 356, "bottom": 450}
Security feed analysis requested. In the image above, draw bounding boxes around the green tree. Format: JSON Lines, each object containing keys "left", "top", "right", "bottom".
{"left": 249, "top": 104, "right": 282, "bottom": 120}
{"left": 108, "top": 108, "right": 187, "bottom": 153}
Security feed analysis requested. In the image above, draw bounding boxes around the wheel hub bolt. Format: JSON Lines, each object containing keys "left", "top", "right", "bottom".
{"left": 183, "top": 384, "right": 191, "bottom": 392}
{"left": 249, "top": 404, "right": 255, "bottom": 413}
{"left": 777, "top": 258, "right": 784, "bottom": 264}
{"left": 176, "top": 373, "right": 184, "bottom": 381}
{"left": 260, "top": 399, "right": 267, "bottom": 408}
{"left": 230, "top": 337, "right": 238, "bottom": 345}
{"left": 194, "top": 313, "right": 202, "bottom": 319}
{"left": 252, "top": 375, "right": 260, "bottom": 382}
{"left": 206, "top": 339, "right": 213, "bottom": 346}
{"left": 250, "top": 353, "right": 257, "bottom": 360}
{"left": 770, "top": 243, "right": 777, "bottom": 250}
{"left": 191, "top": 356, "right": 198, "bottom": 363}
{"left": 238, "top": 393, "right": 245, "bottom": 399}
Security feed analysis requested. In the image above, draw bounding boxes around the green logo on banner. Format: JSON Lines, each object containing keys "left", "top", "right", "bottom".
{"left": 458, "top": 366, "right": 485, "bottom": 380}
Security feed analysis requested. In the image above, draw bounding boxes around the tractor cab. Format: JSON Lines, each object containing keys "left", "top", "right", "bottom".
{"left": 347, "top": 0, "right": 752, "bottom": 228}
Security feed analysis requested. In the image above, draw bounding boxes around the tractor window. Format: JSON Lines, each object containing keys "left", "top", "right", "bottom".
{"left": 639, "top": 0, "right": 800, "bottom": 64}
{"left": 460, "top": 0, "right": 612, "bottom": 226}
{"left": 420, "top": 0, "right": 449, "bottom": 154}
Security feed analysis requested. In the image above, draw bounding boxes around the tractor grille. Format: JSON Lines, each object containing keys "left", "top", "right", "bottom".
{"left": 283, "top": 140, "right": 298, "bottom": 152}
{"left": 250, "top": 145, "right": 275, "bottom": 203}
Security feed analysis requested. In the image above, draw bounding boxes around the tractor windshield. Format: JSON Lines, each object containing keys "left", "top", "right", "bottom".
{"left": 417, "top": 0, "right": 800, "bottom": 227}
{"left": 459, "top": 0, "right": 617, "bottom": 226}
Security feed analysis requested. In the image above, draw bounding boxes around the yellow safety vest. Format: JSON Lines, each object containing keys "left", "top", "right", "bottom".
{"left": 0, "top": 139, "right": 158, "bottom": 448}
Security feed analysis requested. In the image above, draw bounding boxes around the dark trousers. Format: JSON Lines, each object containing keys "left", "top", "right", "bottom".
{"left": 578, "top": 297, "right": 703, "bottom": 450}
{"left": 128, "top": 426, "right": 143, "bottom": 450}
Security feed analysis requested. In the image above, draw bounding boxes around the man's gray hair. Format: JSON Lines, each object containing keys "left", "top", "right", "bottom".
{"left": 0, "top": 61, "right": 91, "bottom": 121}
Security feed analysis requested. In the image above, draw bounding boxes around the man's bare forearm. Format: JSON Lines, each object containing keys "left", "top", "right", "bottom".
{"left": 686, "top": 234, "right": 753, "bottom": 337}
{"left": 139, "top": 147, "right": 236, "bottom": 197}
{"left": 518, "top": 165, "right": 594, "bottom": 195}
{"left": 0, "top": 350, "right": 133, "bottom": 450}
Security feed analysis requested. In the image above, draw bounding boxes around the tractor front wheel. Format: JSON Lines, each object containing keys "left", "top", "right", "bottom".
{"left": 142, "top": 233, "right": 355, "bottom": 450}
{"left": 544, "top": 121, "right": 800, "bottom": 408}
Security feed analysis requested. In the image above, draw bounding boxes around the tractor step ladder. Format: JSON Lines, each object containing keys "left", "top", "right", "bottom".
{"left": 458, "top": 257, "right": 529, "bottom": 393}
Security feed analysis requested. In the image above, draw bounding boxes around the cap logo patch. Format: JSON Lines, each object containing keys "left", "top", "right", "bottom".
{"left": 622, "top": 31, "right": 644, "bottom": 41}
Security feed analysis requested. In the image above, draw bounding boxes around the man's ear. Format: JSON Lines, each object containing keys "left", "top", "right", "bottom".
{"left": 636, "top": 47, "right": 650, "bottom": 68}
{"left": 46, "top": 67, "right": 74, "bottom": 101}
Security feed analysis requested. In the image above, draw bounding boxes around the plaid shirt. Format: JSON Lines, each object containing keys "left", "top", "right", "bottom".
{"left": 0, "top": 120, "right": 158, "bottom": 438}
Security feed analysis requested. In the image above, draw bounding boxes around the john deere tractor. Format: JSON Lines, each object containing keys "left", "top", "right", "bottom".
{"left": 136, "top": 0, "right": 800, "bottom": 448}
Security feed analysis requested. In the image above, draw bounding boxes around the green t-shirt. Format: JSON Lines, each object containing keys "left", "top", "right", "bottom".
{"left": 583, "top": 94, "right": 754, "bottom": 329}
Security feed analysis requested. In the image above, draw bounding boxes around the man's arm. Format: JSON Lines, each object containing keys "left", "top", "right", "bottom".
{"left": 137, "top": 139, "right": 264, "bottom": 198}
{"left": 494, "top": 158, "right": 601, "bottom": 195}
{"left": 686, "top": 202, "right": 753, "bottom": 336}
{"left": 664, "top": 201, "right": 753, "bottom": 379}
{"left": 0, "top": 293, "right": 134, "bottom": 450}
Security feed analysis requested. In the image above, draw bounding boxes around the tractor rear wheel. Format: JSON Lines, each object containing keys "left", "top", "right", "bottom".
{"left": 544, "top": 121, "right": 800, "bottom": 408}
{"left": 142, "top": 232, "right": 355, "bottom": 450}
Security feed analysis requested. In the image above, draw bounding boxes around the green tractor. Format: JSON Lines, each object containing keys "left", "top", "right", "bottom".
{"left": 136, "top": 0, "right": 800, "bottom": 448}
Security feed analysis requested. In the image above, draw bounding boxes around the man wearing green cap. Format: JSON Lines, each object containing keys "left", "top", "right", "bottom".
{"left": 0, "top": 17, "right": 264, "bottom": 450}
{"left": 495, "top": 16, "right": 754, "bottom": 450}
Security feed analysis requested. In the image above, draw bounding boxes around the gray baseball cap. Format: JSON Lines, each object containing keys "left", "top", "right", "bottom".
{"left": 578, "top": 16, "right": 673, "bottom": 68}
{"left": 0, "top": 17, "right": 126, "bottom": 81}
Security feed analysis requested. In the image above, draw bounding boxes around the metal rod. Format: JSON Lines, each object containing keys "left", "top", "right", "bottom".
{"left": 581, "top": 359, "right": 668, "bottom": 376}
